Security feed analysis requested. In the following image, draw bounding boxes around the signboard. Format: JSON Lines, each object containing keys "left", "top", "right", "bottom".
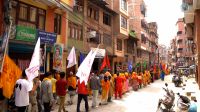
{"left": 37, "top": 30, "right": 57, "bottom": 44}
{"left": 53, "top": 44, "right": 63, "bottom": 72}
{"left": 15, "top": 26, "right": 37, "bottom": 42}
{"left": 91, "top": 48, "right": 105, "bottom": 58}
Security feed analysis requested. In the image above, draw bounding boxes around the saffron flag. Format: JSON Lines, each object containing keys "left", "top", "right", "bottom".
{"left": 0, "top": 55, "right": 22, "bottom": 98}
{"left": 26, "top": 38, "right": 40, "bottom": 81}
{"left": 76, "top": 49, "right": 98, "bottom": 84}
{"left": 67, "top": 46, "right": 77, "bottom": 68}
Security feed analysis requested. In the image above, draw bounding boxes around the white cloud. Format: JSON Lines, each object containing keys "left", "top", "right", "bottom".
{"left": 144, "top": 0, "right": 184, "bottom": 47}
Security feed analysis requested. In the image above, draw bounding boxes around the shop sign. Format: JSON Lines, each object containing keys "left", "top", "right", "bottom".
{"left": 15, "top": 26, "right": 37, "bottom": 42}
{"left": 91, "top": 48, "right": 105, "bottom": 58}
{"left": 37, "top": 30, "right": 57, "bottom": 44}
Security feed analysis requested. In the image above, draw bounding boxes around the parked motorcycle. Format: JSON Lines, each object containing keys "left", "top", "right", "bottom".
{"left": 157, "top": 83, "right": 175, "bottom": 112}
{"left": 172, "top": 75, "right": 183, "bottom": 87}
{"left": 177, "top": 93, "right": 190, "bottom": 112}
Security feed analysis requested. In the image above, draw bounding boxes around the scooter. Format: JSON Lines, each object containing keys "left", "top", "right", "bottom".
{"left": 157, "top": 83, "right": 175, "bottom": 112}
{"left": 177, "top": 93, "right": 190, "bottom": 112}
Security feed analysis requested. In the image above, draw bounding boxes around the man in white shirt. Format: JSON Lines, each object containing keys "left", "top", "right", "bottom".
{"left": 15, "top": 70, "right": 32, "bottom": 112}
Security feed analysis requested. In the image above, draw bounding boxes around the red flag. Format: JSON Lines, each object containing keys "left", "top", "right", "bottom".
{"left": 100, "top": 55, "right": 107, "bottom": 71}
{"left": 106, "top": 55, "right": 111, "bottom": 70}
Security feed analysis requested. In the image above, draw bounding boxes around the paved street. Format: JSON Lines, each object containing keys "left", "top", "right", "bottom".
{"left": 52, "top": 75, "right": 200, "bottom": 112}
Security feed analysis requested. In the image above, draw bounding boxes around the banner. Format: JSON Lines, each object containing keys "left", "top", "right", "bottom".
{"left": 76, "top": 49, "right": 98, "bottom": 84}
{"left": 40, "top": 44, "right": 46, "bottom": 74}
{"left": 15, "top": 25, "right": 37, "bottom": 42}
{"left": 25, "top": 38, "right": 40, "bottom": 81}
{"left": 0, "top": 55, "right": 22, "bottom": 98}
{"left": 67, "top": 46, "right": 77, "bottom": 68}
{"left": 37, "top": 30, "right": 57, "bottom": 44}
{"left": 53, "top": 44, "right": 63, "bottom": 72}
{"left": 0, "top": 32, "right": 9, "bottom": 72}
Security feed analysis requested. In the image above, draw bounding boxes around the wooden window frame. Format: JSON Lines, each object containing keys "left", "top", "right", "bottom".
{"left": 117, "top": 39, "right": 122, "bottom": 51}
{"left": 13, "top": 1, "right": 46, "bottom": 30}
{"left": 103, "top": 12, "right": 111, "bottom": 26}
{"left": 69, "top": 22, "right": 83, "bottom": 41}
{"left": 54, "top": 13, "right": 62, "bottom": 34}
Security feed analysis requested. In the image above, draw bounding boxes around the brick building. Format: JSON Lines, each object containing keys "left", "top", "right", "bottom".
{"left": 181, "top": 0, "right": 200, "bottom": 88}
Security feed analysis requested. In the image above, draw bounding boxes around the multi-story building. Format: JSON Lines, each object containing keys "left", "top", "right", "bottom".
{"left": 148, "top": 22, "right": 159, "bottom": 66}
{"left": 0, "top": 0, "right": 72, "bottom": 72}
{"left": 67, "top": 0, "right": 117, "bottom": 73}
{"left": 180, "top": 0, "right": 200, "bottom": 88}
{"left": 128, "top": 0, "right": 150, "bottom": 72}
{"left": 175, "top": 18, "right": 193, "bottom": 68}
{"left": 169, "top": 39, "right": 177, "bottom": 69}
{"left": 158, "top": 44, "right": 168, "bottom": 64}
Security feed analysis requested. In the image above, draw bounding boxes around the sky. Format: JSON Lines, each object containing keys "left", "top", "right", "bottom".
{"left": 144, "top": 0, "right": 184, "bottom": 47}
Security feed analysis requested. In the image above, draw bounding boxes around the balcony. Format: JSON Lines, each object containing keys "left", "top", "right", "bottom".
{"left": 177, "top": 43, "right": 184, "bottom": 49}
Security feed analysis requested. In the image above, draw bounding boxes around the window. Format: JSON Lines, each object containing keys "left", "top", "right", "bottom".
{"left": 117, "top": 39, "right": 122, "bottom": 51}
{"left": 11, "top": 1, "right": 46, "bottom": 30}
{"left": 68, "top": 22, "right": 83, "bottom": 40}
{"left": 54, "top": 14, "right": 61, "bottom": 34}
{"left": 103, "top": 12, "right": 111, "bottom": 26}
{"left": 94, "top": 9, "right": 99, "bottom": 21}
{"left": 19, "top": 3, "right": 28, "bottom": 20}
{"left": 87, "top": 6, "right": 99, "bottom": 21}
{"left": 103, "top": 34, "right": 112, "bottom": 47}
{"left": 141, "top": 34, "right": 146, "bottom": 44}
{"left": 121, "top": 0, "right": 127, "bottom": 11}
{"left": 87, "top": 7, "right": 92, "bottom": 17}
{"left": 121, "top": 16, "right": 127, "bottom": 29}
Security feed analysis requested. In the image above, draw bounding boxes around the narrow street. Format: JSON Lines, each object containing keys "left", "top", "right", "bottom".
{"left": 53, "top": 75, "right": 200, "bottom": 112}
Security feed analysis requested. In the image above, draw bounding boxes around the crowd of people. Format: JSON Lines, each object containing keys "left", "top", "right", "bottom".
{"left": 9, "top": 67, "right": 166, "bottom": 112}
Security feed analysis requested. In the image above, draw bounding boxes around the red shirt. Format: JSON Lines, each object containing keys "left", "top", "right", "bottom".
{"left": 56, "top": 79, "right": 68, "bottom": 96}
{"left": 77, "top": 80, "right": 88, "bottom": 95}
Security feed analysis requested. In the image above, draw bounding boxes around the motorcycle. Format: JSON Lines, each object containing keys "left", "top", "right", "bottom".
{"left": 172, "top": 75, "right": 183, "bottom": 87}
{"left": 177, "top": 93, "right": 190, "bottom": 112}
{"left": 157, "top": 83, "right": 175, "bottom": 112}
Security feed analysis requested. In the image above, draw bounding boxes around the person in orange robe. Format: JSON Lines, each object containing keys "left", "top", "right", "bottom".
{"left": 115, "top": 73, "right": 124, "bottom": 99}
{"left": 100, "top": 72, "right": 110, "bottom": 105}
{"left": 137, "top": 72, "right": 143, "bottom": 88}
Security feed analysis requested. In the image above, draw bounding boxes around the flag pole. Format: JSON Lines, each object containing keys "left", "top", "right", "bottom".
{"left": 0, "top": 20, "right": 12, "bottom": 72}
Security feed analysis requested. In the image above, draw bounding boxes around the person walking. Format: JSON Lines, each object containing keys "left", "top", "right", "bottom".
{"left": 100, "top": 72, "right": 110, "bottom": 105}
{"left": 89, "top": 72, "right": 101, "bottom": 108}
{"left": 115, "top": 73, "right": 124, "bottom": 99}
{"left": 76, "top": 80, "right": 89, "bottom": 112}
{"left": 56, "top": 72, "right": 68, "bottom": 112}
{"left": 41, "top": 72, "right": 54, "bottom": 112}
{"left": 107, "top": 74, "right": 114, "bottom": 102}
{"left": 15, "top": 70, "right": 32, "bottom": 112}
{"left": 29, "top": 77, "right": 40, "bottom": 112}
{"left": 67, "top": 71, "right": 77, "bottom": 105}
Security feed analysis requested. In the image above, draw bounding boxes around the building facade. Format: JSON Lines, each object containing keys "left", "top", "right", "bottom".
{"left": 181, "top": 0, "right": 200, "bottom": 88}
{"left": 0, "top": 0, "right": 72, "bottom": 72}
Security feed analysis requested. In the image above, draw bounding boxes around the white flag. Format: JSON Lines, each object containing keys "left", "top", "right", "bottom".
{"left": 76, "top": 48, "right": 98, "bottom": 84}
{"left": 67, "top": 46, "right": 77, "bottom": 68}
{"left": 26, "top": 38, "right": 40, "bottom": 81}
